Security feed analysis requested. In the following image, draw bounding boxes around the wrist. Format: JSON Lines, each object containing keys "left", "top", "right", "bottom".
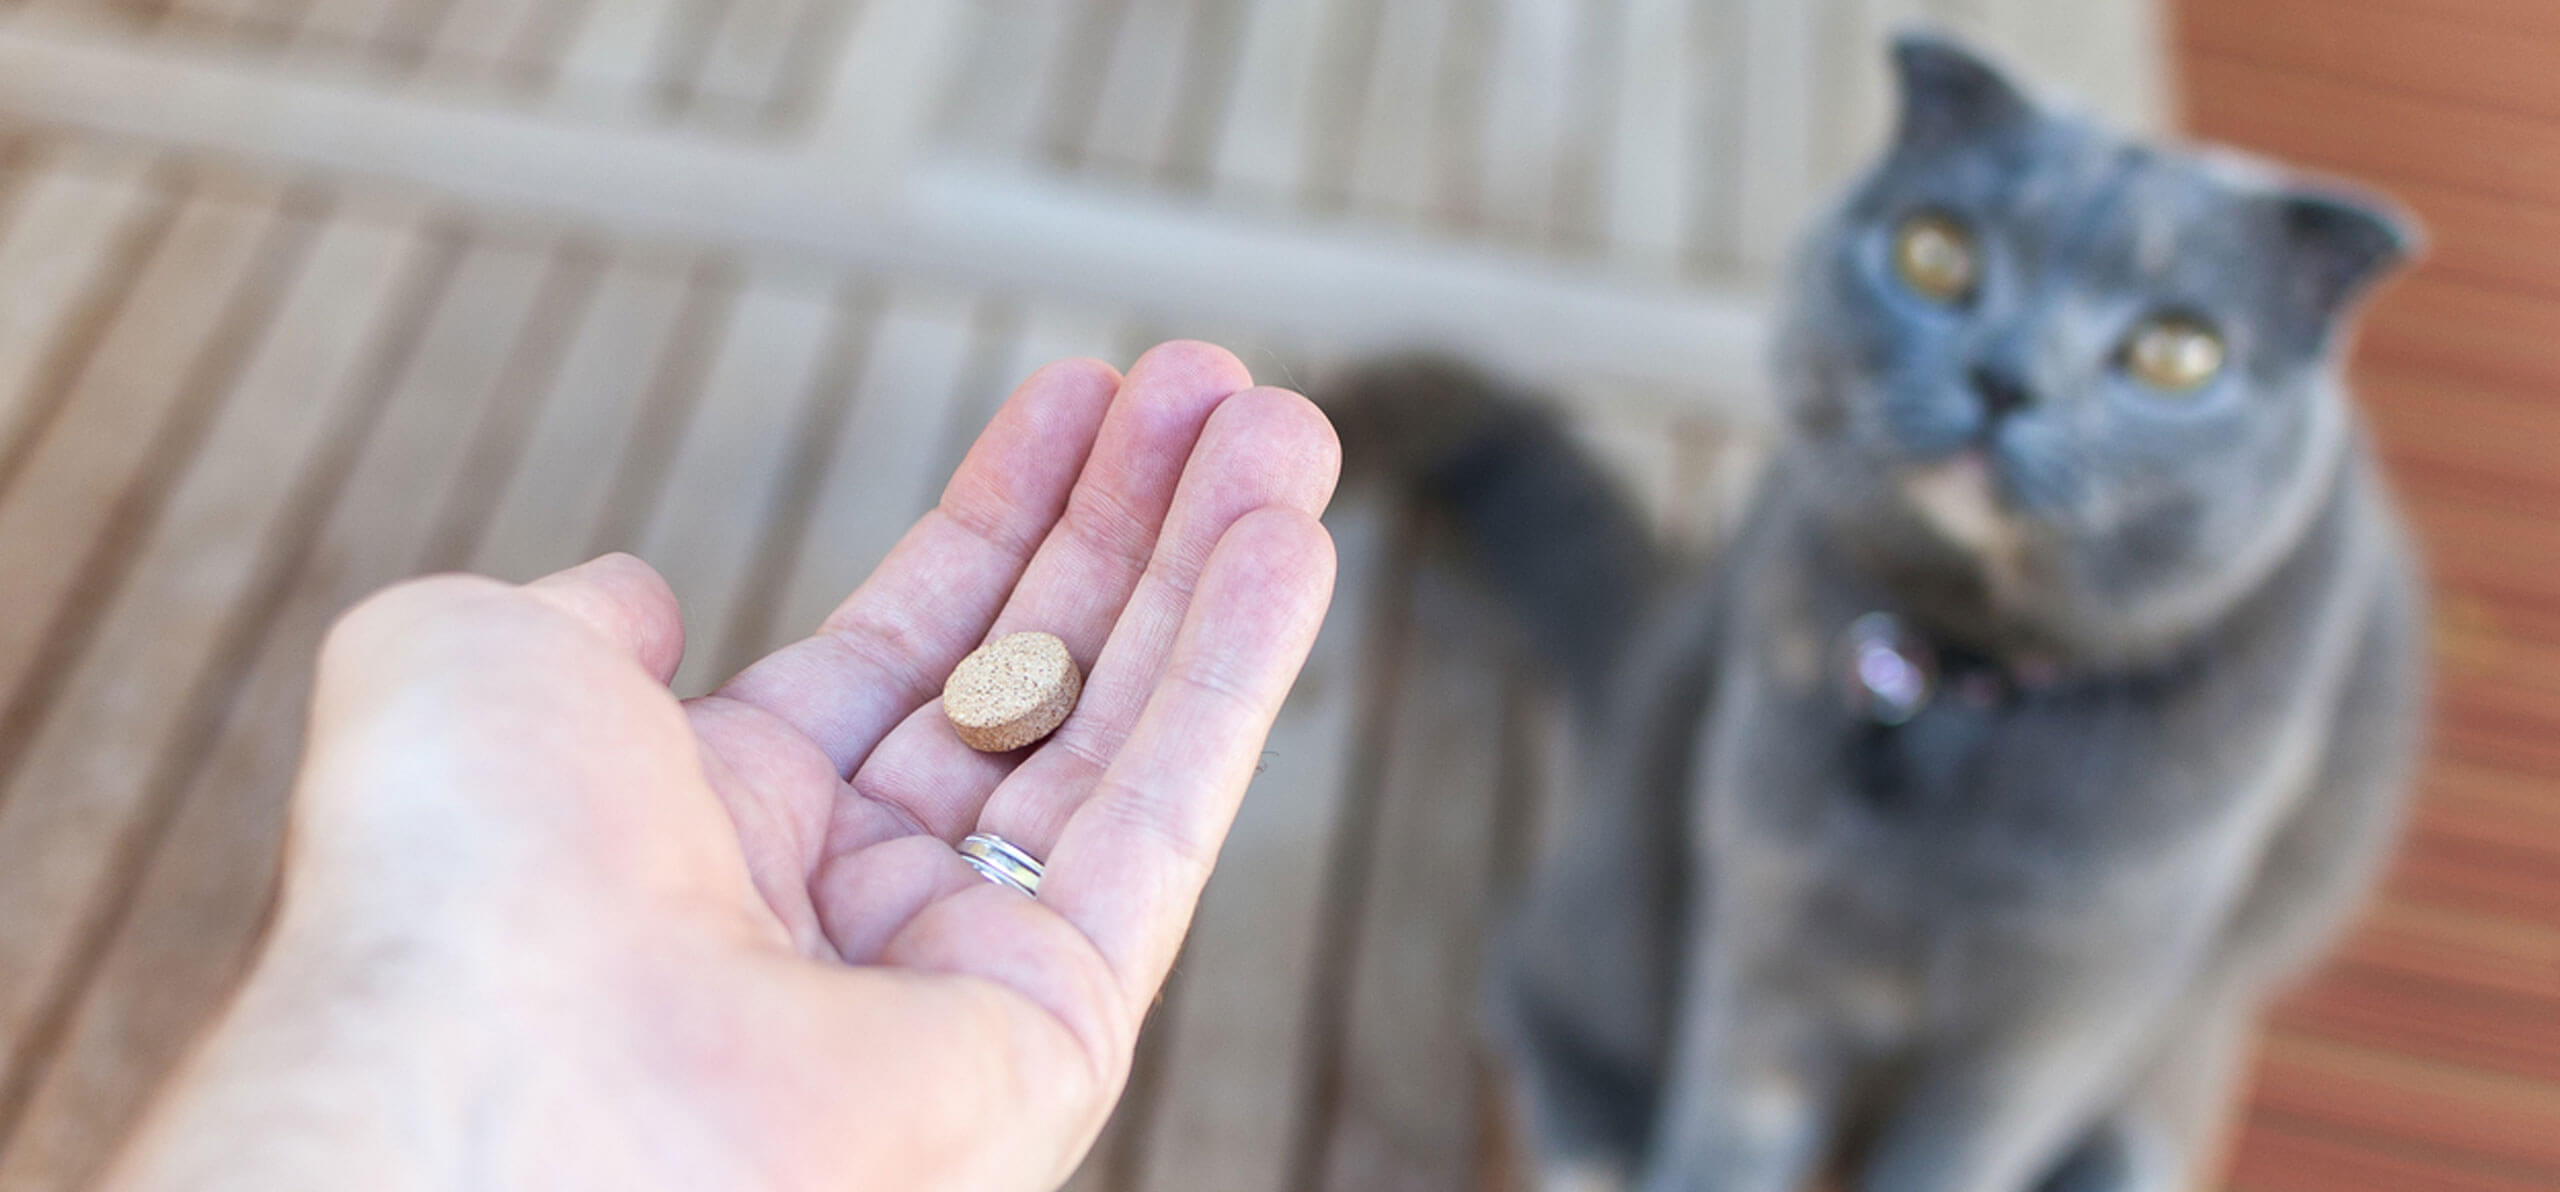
{"left": 105, "top": 904, "right": 502, "bottom": 1190}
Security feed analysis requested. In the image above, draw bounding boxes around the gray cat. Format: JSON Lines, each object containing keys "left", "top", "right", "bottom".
{"left": 1332, "top": 33, "right": 2426, "bottom": 1192}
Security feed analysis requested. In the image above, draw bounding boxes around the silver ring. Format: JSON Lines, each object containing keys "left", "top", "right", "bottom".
{"left": 958, "top": 832, "right": 1044, "bottom": 897}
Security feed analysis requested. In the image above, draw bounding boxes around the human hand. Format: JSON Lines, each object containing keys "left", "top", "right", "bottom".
{"left": 107, "top": 343, "right": 1341, "bottom": 1192}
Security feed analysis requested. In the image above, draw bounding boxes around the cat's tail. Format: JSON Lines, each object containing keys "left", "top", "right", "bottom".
{"left": 1324, "top": 355, "right": 1663, "bottom": 707}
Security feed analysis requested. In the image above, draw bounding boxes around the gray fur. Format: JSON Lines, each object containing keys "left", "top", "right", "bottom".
{"left": 1387, "top": 33, "right": 2428, "bottom": 1192}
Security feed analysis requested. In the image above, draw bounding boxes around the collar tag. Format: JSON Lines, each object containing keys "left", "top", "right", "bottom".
{"left": 1840, "top": 612, "right": 1935, "bottom": 726}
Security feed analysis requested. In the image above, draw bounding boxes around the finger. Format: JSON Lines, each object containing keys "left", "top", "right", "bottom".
{"left": 826, "top": 342, "right": 1261, "bottom": 843}
{"left": 807, "top": 832, "right": 980, "bottom": 963}
{"left": 523, "top": 552, "right": 686, "bottom": 684}
{"left": 970, "top": 388, "right": 1338, "bottom": 854}
{"left": 712, "top": 357, "right": 1120, "bottom": 775}
{"left": 1037, "top": 508, "right": 1336, "bottom": 1011}
{"left": 684, "top": 694, "right": 845, "bottom": 957}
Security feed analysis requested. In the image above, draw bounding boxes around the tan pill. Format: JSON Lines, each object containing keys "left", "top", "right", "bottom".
{"left": 942, "top": 631, "right": 1083, "bottom": 753}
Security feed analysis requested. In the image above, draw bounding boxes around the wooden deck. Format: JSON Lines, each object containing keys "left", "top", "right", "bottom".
{"left": 0, "top": 1, "right": 2542, "bottom": 1190}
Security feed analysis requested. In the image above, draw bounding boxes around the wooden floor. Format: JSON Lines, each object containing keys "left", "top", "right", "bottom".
{"left": 0, "top": 1, "right": 2539, "bottom": 1190}
{"left": 2180, "top": 3, "right": 2560, "bottom": 1190}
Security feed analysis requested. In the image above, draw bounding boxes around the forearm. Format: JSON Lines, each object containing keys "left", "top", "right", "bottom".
{"left": 107, "top": 935, "right": 486, "bottom": 1192}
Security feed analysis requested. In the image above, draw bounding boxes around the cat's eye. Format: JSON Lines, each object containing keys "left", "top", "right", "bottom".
{"left": 1891, "top": 212, "right": 1979, "bottom": 304}
{"left": 2122, "top": 316, "right": 2226, "bottom": 393}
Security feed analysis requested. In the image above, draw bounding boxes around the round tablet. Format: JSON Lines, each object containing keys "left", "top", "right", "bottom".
{"left": 942, "top": 631, "right": 1083, "bottom": 753}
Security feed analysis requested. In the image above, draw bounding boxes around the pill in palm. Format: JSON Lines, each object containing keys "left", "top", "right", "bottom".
{"left": 942, "top": 631, "right": 1083, "bottom": 753}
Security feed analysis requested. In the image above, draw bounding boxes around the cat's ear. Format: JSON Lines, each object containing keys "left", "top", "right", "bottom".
{"left": 2272, "top": 187, "right": 2422, "bottom": 323}
{"left": 1890, "top": 32, "right": 2036, "bottom": 150}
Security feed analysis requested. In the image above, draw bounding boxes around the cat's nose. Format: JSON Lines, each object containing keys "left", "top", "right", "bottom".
{"left": 1970, "top": 364, "right": 2034, "bottom": 419}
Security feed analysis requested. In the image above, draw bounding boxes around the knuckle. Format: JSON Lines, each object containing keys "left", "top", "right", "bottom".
{"left": 323, "top": 574, "right": 510, "bottom": 659}
{"left": 818, "top": 607, "right": 940, "bottom": 705}
{"left": 1060, "top": 484, "right": 1158, "bottom": 575}
{"left": 937, "top": 487, "right": 1043, "bottom": 561}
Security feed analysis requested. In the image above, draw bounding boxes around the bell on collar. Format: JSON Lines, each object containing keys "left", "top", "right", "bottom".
{"left": 1840, "top": 611, "right": 1935, "bottom": 726}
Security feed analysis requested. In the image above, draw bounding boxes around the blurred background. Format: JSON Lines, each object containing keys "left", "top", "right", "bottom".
{"left": 0, "top": 0, "right": 2545, "bottom": 1189}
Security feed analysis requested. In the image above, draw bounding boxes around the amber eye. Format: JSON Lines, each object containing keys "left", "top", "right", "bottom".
{"left": 2122, "top": 315, "right": 2226, "bottom": 393}
{"left": 1891, "top": 212, "right": 1979, "bottom": 304}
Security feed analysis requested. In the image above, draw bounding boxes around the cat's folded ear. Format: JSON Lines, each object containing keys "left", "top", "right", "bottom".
{"left": 2272, "top": 187, "right": 2423, "bottom": 322}
{"left": 1890, "top": 32, "right": 2036, "bottom": 150}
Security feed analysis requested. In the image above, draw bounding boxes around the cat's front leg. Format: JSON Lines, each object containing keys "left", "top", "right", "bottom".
{"left": 2035, "top": 986, "right": 2259, "bottom": 1192}
{"left": 1637, "top": 927, "right": 1848, "bottom": 1192}
{"left": 1855, "top": 968, "right": 2180, "bottom": 1192}
{"left": 1638, "top": 1023, "right": 1842, "bottom": 1192}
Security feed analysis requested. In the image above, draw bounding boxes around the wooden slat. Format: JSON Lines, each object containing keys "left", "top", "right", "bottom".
{"left": 159, "top": 0, "right": 269, "bottom": 45}
{"left": 486, "top": 0, "right": 589, "bottom": 89}
{"left": 409, "top": 0, "right": 551, "bottom": 82}
{"left": 0, "top": 206, "right": 431, "bottom": 1192}
{"left": 13, "top": 0, "right": 132, "bottom": 26}
{"left": 216, "top": 0, "right": 327, "bottom": 47}
{"left": 1545, "top": 0, "right": 1621, "bottom": 256}
{"left": 2225, "top": 1111, "right": 2556, "bottom": 1192}
{"left": 414, "top": 247, "right": 610, "bottom": 574}
{"left": 2181, "top": 0, "right": 2560, "bottom": 126}
{"left": 2387, "top": 822, "right": 2560, "bottom": 929}
{"left": 466, "top": 253, "right": 698, "bottom": 582}
{"left": 1129, "top": 495, "right": 1393, "bottom": 1192}
{"left": 2247, "top": 1029, "right": 2560, "bottom": 1176}
{"left": 935, "top": 0, "right": 1083, "bottom": 159}
{"left": 290, "top": 0, "right": 409, "bottom": 63}
{"left": 1475, "top": 0, "right": 1576, "bottom": 245}
{"left": 2184, "top": 52, "right": 2560, "bottom": 213}
{"left": 1149, "top": 0, "right": 1241, "bottom": 192}
{"left": 696, "top": 276, "right": 873, "bottom": 668}
{"left": 905, "top": 300, "right": 1028, "bottom": 491}
{"left": 2363, "top": 367, "right": 2560, "bottom": 513}
{"left": 1813, "top": 0, "right": 1921, "bottom": 192}
{"left": 2392, "top": 495, "right": 2560, "bottom": 662}
{"left": 0, "top": 25, "right": 1770, "bottom": 406}
{"left": 1206, "top": 0, "right": 1332, "bottom": 207}
{"left": 636, "top": 0, "right": 728, "bottom": 113}
{"left": 630, "top": 270, "right": 842, "bottom": 696}
{"left": 1603, "top": 0, "right": 1703, "bottom": 271}
{"left": 1316, "top": 566, "right": 1510, "bottom": 1192}
{"left": 0, "top": 228, "right": 554, "bottom": 1112}
{"left": 2390, "top": 0, "right": 2560, "bottom": 39}
{"left": 2405, "top": 761, "right": 2560, "bottom": 881}
{"left": 2357, "top": 284, "right": 2560, "bottom": 403}
{"left": 0, "top": 141, "right": 32, "bottom": 225}
{"left": 1940, "top": 0, "right": 2165, "bottom": 131}
{"left": 753, "top": 285, "right": 975, "bottom": 659}
{"left": 988, "top": 304, "right": 1131, "bottom": 413}
{"left": 0, "top": 152, "right": 161, "bottom": 465}
{"left": 1077, "top": 0, "right": 1201, "bottom": 179}
{"left": 1341, "top": 0, "right": 1456, "bottom": 226}
{"left": 549, "top": 0, "right": 687, "bottom": 115}
{"left": 2333, "top": 898, "right": 2560, "bottom": 1009}
{"left": 0, "top": 180, "right": 289, "bottom": 736}
{"left": 1732, "top": 0, "right": 1816, "bottom": 275}
{"left": 680, "top": 0, "right": 817, "bottom": 128}
{"left": 1675, "top": 0, "right": 1746, "bottom": 275}
{"left": 2272, "top": 961, "right": 2560, "bottom": 1084}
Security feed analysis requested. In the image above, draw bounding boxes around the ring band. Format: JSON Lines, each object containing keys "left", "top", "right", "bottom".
{"left": 958, "top": 832, "right": 1044, "bottom": 897}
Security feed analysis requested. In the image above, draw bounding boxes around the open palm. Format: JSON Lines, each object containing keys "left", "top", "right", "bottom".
{"left": 111, "top": 342, "right": 1341, "bottom": 1192}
